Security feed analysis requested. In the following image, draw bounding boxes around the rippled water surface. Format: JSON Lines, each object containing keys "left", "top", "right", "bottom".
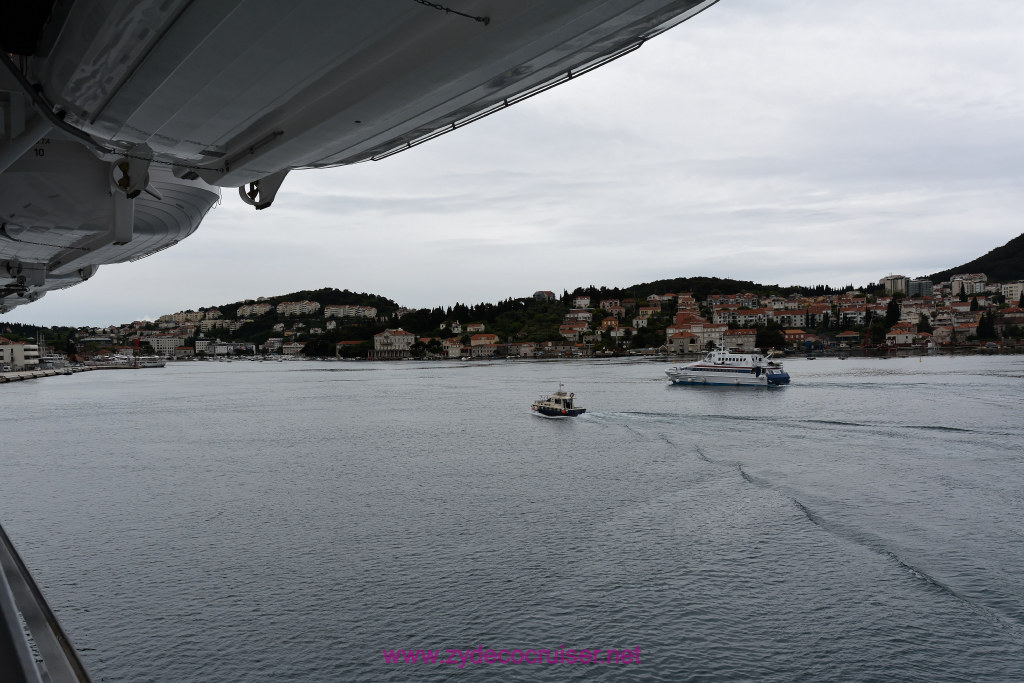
{"left": 2, "top": 355, "right": 1023, "bottom": 681}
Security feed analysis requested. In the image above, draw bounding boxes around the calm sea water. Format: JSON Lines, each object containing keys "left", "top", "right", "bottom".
{"left": 2, "top": 355, "right": 1023, "bottom": 682}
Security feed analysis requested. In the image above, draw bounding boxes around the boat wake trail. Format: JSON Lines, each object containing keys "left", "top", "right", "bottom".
{"left": 659, "top": 434, "right": 678, "bottom": 448}
{"left": 694, "top": 444, "right": 1024, "bottom": 638}
{"left": 803, "top": 418, "right": 870, "bottom": 428}
{"left": 792, "top": 497, "right": 1024, "bottom": 640}
{"left": 905, "top": 424, "right": 975, "bottom": 433}
{"left": 692, "top": 446, "right": 714, "bottom": 465}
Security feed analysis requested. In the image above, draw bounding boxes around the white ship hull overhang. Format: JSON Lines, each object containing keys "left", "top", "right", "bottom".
{"left": 2, "top": 0, "right": 718, "bottom": 313}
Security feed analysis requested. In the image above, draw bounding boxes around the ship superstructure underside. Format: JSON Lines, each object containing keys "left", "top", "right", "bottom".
{"left": 1, "top": 0, "right": 718, "bottom": 314}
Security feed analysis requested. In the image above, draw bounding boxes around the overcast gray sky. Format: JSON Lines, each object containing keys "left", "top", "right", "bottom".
{"left": 7, "top": 0, "right": 1024, "bottom": 327}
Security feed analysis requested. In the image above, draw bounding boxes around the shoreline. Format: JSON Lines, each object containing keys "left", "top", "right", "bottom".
{"left": 3, "top": 346, "right": 1020, "bottom": 384}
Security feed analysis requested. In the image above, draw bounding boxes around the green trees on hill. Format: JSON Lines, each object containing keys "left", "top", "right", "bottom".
{"left": 755, "top": 323, "right": 785, "bottom": 350}
{"left": 885, "top": 297, "right": 901, "bottom": 327}
{"left": 566, "top": 276, "right": 839, "bottom": 305}
{"left": 976, "top": 312, "right": 998, "bottom": 340}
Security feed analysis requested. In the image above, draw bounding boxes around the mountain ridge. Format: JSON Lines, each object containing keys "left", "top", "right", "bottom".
{"left": 929, "top": 232, "right": 1024, "bottom": 283}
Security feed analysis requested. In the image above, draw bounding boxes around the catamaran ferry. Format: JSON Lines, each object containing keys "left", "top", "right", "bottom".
{"left": 666, "top": 348, "right": 790, "bottom": 387}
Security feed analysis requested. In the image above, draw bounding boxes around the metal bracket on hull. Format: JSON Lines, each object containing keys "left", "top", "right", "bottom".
{"left": 238, "top": 169, "right": 289, "bottom": 210}
{"left": 111, "top": 144, "right": 161, "bottom": 200}
{"left": 3, "top": 259, "right": 46, "bottom": 288}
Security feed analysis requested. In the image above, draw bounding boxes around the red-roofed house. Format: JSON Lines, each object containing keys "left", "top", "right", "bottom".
{"left": 783, "top": 329, "right": 806, "bottom": 346}
{"left": 667, "top": 331, "right": 700, "bottom": 354}
{"left": 470, "top": 333, "right": 499, "bottom": 346}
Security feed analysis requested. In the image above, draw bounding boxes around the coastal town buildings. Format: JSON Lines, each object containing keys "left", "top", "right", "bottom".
{"left": 14, "top": 269, "right": 1022, "bottom": 365}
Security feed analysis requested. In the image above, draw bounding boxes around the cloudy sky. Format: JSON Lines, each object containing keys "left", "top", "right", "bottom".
{"left": 7, "top": 0, "right": 1024, "bottom": 327}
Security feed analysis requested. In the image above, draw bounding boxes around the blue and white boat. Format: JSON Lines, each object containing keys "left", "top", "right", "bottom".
{"left": 532, "top": 385, "right": 586, "bottom": 417}
{"left": 666, "top": 348, "right": 790, "bottom": 387}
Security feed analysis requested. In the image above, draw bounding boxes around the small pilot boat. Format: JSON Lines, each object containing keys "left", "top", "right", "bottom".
{"left": 532, "top": 384, "right": 586, "bottom": 417}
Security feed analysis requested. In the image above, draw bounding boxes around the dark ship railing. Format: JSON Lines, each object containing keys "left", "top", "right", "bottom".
{"left": 0, "top": 522, "right": 92, "bottom": 682}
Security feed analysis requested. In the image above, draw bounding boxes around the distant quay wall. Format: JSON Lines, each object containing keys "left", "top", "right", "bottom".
{"left": 0, "top": 367, "right": 93, "bottom": 383}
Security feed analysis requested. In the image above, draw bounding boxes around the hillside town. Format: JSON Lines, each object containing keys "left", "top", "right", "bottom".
{"left": 1, "top": 273, "right": 1023, "bottom": 370}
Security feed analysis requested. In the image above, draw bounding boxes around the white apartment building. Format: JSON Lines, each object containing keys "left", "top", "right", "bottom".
{"left": 238, "top": 303, "right": 273, "bottom": 317}
{"left": 712, "top": 307, "right": 774, "bottom": 327}
{"left": 141, "top": 336, "right": 184, "bottom": 356}
{"left": 1001, "top": 281, "right": 1024, "bottom": 303}
{"left": 773, "top": 310, "right": 807, "bottom": 328}
{"left": 324, "top": 304, "right": 377, "bottom": 318}
{"left": 158, "top": 311, "right": 203, "bottom": 323}
{"left": 0, "top": 337, "right": 39, "bottom": 370}
{"left": 707, "top": 293, "right": 759, "bottom": 310}
{"left": 276, "top": 300, "right": 321, "bottom": 316}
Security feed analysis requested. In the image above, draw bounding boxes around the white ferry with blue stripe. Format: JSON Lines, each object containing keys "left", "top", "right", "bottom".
{"left": 666, "top": 348, "right": 790, "bottom": 387}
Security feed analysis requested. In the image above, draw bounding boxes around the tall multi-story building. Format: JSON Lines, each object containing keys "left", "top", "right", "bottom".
{"left": 879, "top": 275, "right": 908, "bottom": 295}
{"left": 907, "top": 278, "right": 934, "bottom": 297}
